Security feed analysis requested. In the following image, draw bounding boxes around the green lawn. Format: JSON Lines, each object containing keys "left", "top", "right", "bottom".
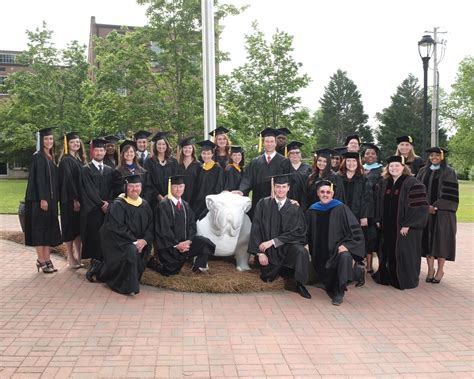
{"left": 1, "top": 178, "right": 473, "bottom": 222}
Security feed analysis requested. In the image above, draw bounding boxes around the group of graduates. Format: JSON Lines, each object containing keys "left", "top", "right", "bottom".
{"left": 24, "top": 125, "right": 459, "bottom": 305}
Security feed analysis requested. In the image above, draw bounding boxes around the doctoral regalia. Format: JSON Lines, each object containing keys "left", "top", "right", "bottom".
{"left": 192, "top": 162, "right": 224, "bottom": 220}
{"left": 24, "top": 152, "right": 62, "bottom": 247}
{"left": 112, "top": 165, "right": 148, "bottom": 198}
{"left": 223, "top": 163, "right": 243, "bottom": 191}
{"left": 97, "top": 195, "right": 154, "bottom": 294}
{"left": 306, "top": 201, "right": 365, "bottom": 294}
{"left": 248, "top": 197, "right": 309, "bottom": 284}
{"left": 364, "top": 164, "right": 383, "bottom": 253}
{"left": 239, "top": 153, "right": 285, "bottom": 219}
{"left": 144, "top": 157, "right": 178, "bottom": 210}
{"left": 374, "top": 175, "right": 428, "bottom": 289}
{"left": 177, "top": 161, "right": 201, "bottom": 204}
{"left": 80, "top": 162, "right": 114, "bottom": 260}
{"left": 417, "top": 164, "right": 458, "bottom": 261}
{"left": 281, "top": 160, "right": 311, "bottom": 209}
{"left": 306, "top": 171, "right": 344, "bottom": 209}
{"left": 58, "top": 154, "right": 83, "bottom": 242}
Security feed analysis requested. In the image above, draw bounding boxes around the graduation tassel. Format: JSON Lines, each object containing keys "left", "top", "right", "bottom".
{"left": 167, "top": 177, "right": 172, "bottom": 199}
{"left": 330, "top": 182, "right": 334, "bottom": 193}
{"left": 401, "top": 156, "right": 405, "bottom": 165}
{"left": 258, "top": 134, "right": 262, "bottom": 153}
{"left": 270, "top": 177, "right": 275, "bottom": 199}
{"left": 284, "top": 145, "right": 288, "bottom": 158}
{"left": 36, "top": 132, "right": 41, "bottom": 152}
{"left": 89, "top": 140, "right": 93, "bottom": 160}
{"left": 441, "top": 149, "right": 444, "bottom": 160}
{"left": 63, "top": 135, "right": 68, "bottom": 155}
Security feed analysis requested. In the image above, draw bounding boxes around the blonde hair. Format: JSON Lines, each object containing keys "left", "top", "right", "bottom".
{"left": 395, "top": 145, "right": 418, "bottom": 163}
{"left": 381, "top": 164, "right": 413, "bottom": 179}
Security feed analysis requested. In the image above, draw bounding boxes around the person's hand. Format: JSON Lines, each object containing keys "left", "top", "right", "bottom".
{"left": 376, "top": 222, "right": 381, "bottom": 229}
{"left": 304, "top": 244, "right": 309, "bottom": 252}
{"left": 101, "top": 201, "right": 109, "bottom": 213}
{"left": 135, "top": 239, "right": 147, "bottom": 253}
{"left": 259, "top": 240, "right": 273, "bottom": 253}
{"left": 40, "top": 200, "right": 48, "bottom": 211}
{"left": 157, "top": 194, "right": 164, "bottom": 201}
{"left": 232, "top": 190, "right": 243, "bottom": 196}
{"left": 176, "top": 240, "right": 192, "bottom": 253}
{"left": 258, "top": 253, "right": 269, "bottom": 266}
{"left": 400, "top": 227, "right": 410, "bottom": 236}
{"left": 73, "top": 199, "right": 80, "bottom": 212}
{"left": 360, "top": 218, "right": 368, "bottom": 227}
{"left": 429, "top": 206, "right": 437, "bottom": 215}
{"left": 289, "top": 199, "right": 300, "bottom": 206}
{"left": 338, "top": 244, "right": 348, "bottom": 253}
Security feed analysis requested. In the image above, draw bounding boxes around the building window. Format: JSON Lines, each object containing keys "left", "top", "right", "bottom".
{"left": 0, "top": 53, "right": 17, "bottom": 64}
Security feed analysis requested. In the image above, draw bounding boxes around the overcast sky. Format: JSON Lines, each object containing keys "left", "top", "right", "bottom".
{"left": 2, "top": 0, "right": 472, "bottom": 125}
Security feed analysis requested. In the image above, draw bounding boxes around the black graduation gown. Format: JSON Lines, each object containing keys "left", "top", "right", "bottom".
{"left": 239, "top": 153, "right": 286, "bottom": 219}
{"left": 137, "top": 150, "right": 150, "bottom": 167}
{"left": 111, "top": 165, "right": 148, "bottom": 198}
{"left": 248, "top": 197, "right": 309, "bottom": 284}
{"left": 281, "top": 160, "right": 311, "bottom": 209}
{"left": 276, "top": 145, "right": 287, "bottom": 157}
{"left": 155, "top": 198, "right": 215, "bottom": 275}
{"left": 58, "top": 154, "right": 83, "bottom": 242}
{"left": 417, "top": 165, "right": 458, "bottom": 261}
{"left": 24, "top": 152, "right": 62, "bottom": 247}
{"left": 406, "top": 156, "right": 423, "bottom": 176}
{"left": 80, "top": 162, "right": 114, "bottom": 260}
{"left": 306, "top": 203, "right": 365, "bottom": 294}
{"left": 103, "top": 155, "right": 117, "bottom": 169}
{"left": 192, "top": 162, "right": 224, "bottom": 221}
{"left": 97, "top": 196, "right": 153, "bottom": 294}
{"left": 305, "top": 171, "right": 344, "bottom": 208}
{"left": 144, "top": 157, "right": 178, "bottom": 210}
{"left": 223, "top": 164, "right": 243, "bottom": 191}
{"left": 213, "top": 152, "right": 229, "bottom": 170}
{"left": 338, "top": 173, "right": 373, "bottom": 220}
{"left": 374, "top": 175, "right": 428, "bottom": 289}
{"left": 365, "top": 166, "right": 383, "bottom": 253}
{"left": 177, "top": 161, "right": 202, "bottom": 204}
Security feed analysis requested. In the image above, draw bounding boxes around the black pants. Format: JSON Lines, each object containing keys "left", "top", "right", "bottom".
{"left": 318, "top": 252, "right": 362, "bottom": 296}
{"left": 261, "top": 244, "right": 310, "bottom": 284}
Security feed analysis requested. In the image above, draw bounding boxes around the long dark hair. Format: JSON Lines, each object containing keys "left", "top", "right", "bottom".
{"left": 119, "top": 144, "right": 141, "bottom": 169}
{"left": 152, "top": 138, "right": 172, "bottom": 161}
{"left": 59, "top": 139, "right": 86, "bottom": 164}
{"left": 308, "top": 155, "right": 332, "bottom": 187}
{"left": 229, "top": 151, "right": 245, "bottom": 168}
{"left": 338, "top": 158, "right": 364, "bottom": 177}
{"left": 177, "top": 144, "right": 197, "bottom": 165}
{"left": 40, "top": 135, "right": 57, "bottom": 163}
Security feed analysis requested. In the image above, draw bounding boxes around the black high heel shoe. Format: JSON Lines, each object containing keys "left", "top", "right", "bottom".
{"left": 45, "top": 260, "right": 58, "bottom": 272}
{"left": 37, "top": 260, "right": 54, "bottom": 273}
{"left": 432, "top": 272, "right": 444, "bottom": 284}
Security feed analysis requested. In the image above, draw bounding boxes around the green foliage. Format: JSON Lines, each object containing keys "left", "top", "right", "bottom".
{"left": 0, "top": 179, "right": 28, "bottom": 214}
{"left": 315, "top": 69, "right": 372, "bottom": 148}
{"left": 0, "top": 23, "right": 90, "bottom": 164}
{"left": 446, "top": 56, "right": 474, "bottom": 177}
{"left": 219, "top": 22, "right": 311, "bottom": 157}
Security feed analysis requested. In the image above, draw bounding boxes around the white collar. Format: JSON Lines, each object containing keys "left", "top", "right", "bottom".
{"left": 92, "top": 159, "right": 103, "bottom": 169}
{"left": 275, "top": 197, "right": 287, "bottom": 206}
{"left": 170, "top": 197, "right": 182, "bottom": 206}
{"left": 264, "top": 151, "right": 277, "bottom": 160}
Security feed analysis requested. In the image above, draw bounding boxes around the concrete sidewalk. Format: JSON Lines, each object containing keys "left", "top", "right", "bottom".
{"left": 0, "top": 215, "right": 473, "bottom": 378}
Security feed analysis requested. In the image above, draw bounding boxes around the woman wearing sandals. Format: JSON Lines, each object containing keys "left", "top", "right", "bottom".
{"left": 24, "top": 127, "right": 62, "bottom": 273}
{"left": 416, "top": 147, "right": 458, "bottom": 284}
{"left": 58, "top": 132, "right": 86, "bottom": 269}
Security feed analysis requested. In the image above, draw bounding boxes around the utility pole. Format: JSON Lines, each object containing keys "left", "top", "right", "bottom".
{"left": 201, "top": 0, "right": 216, "bottom": 140}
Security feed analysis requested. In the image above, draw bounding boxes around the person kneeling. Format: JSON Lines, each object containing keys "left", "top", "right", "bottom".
{"left": 249, "top": 174, "right": 311, "bottom": 299}
{"left": 153, "top": 175, "right": 215, "bottom": 276}
{"left": 87, "top": 174, "right": 153, "bottom": 295}
{"left": 305, "top": 181, "right": 365, "bottom": 305}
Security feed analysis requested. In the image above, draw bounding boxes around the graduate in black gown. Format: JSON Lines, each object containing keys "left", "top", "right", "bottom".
{"left": 237, "top": 128, "right": 285, "bottom": 219}
{"left": 24, "top": 127, "right": 62, "bottom": 273}
{"left": 344, "top": 134, "right": 361, "bottom": 153}
{"left": 275, "top": 127, "right": 291, "bottom": 157}
{"left": 144, "top": 131, "right": 178, "bottom": 210}
{"left": 192, "top": 140, "right": 224, "bottom": 220}
{"left": 281, "top": 141, "right": 311, "bottom": 208}
{"left": 152, "top": 175, "right": 215, "bottom": 276}
{"left": 331, "top": 147, "right": 346, "bottom": 172}
{"left": 176, "top": 136, "right": 201, "bottom": 205}
{"left": 103, "top": 135, "right": 119, "bottom": 168}
{"left": 111, "top": 140, "right": 148, "bottom": 198}
{"left": 249, "top": 174, "right": 311, "bottom": 299}
{"left": 133, "top": 130, "right": 152, "bottom": 167}
{"left": 395, "top": 135, "right": 424, "bottom": 176}
{"left": 306, "top": 148, "right": 344, "bottom": 208}
{"left": 210, "top": 126, "right": 231, "bottom": 169}
{"left": 306, "top": 180, "right": 366, "bottom": 305}
{"left": 81, "top": 138, "right": 114, "bottom": 268}
{"left": 58, "top": 132, "right": 86, "bottom": 269}
{"left": 87, "top": 174, "right": 154, "bottom": 295}
{"left": 373, "top": 156, "right": 429, "bottom": 290}
{"left": 224, "top": 145, "right": 244, "bottom": 191}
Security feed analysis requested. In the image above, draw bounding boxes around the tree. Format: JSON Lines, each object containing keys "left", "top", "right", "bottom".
{"left": 0, "top": 23, "right": 90, "bottom": 165}
{"left": 445, "top": 56, "right": 474, "bottom": 178}
{"left": 315, "top": 69, "right": 371, "bottom": 148}
{"left": 219, "top": 22, "right": 311, "bottom": 156}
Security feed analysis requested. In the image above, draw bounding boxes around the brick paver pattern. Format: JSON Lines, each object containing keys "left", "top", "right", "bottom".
{"left": 0, "top": 214, "right": 473, "bottom": 378}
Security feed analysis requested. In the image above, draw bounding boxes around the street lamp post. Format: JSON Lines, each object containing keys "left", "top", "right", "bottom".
{"left": 418, "top": 34, "right": 435, "bottom": 157}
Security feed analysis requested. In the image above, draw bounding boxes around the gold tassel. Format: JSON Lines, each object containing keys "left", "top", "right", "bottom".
{"left": 330, "top": 182, "right": 334, "bottom": 192}
{"left": 284, "top": 145, "right": 288, "bottom": 158}
{"left": 168, "top": 177, "right": 172, "bottom": 199}
{"left": 271, "top": 177, "right": 275, "bottom": 199}
{"left": 258, "top": 134, "right": 262, "bottom": 153}
{"left": 63, "top": 135, "right": 68, "bottom": 155}
{"left": 441, "top": 149, "right": 444, "bottom": 160}
{"left": 401, "top": 156, "right": 405, "bottom": 165}
{"left": 408, "top": 136, "right": 413, "bottom": 143}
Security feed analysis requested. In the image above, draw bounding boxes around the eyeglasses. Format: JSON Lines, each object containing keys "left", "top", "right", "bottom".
{"left": 289, "top": 151, "right": 301, "bottom": 155}
{"left": 319, "top": 190, "right": 332, "bottom": 195}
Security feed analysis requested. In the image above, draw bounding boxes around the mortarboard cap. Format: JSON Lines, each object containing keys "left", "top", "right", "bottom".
{"left": 286, "top": 141, "right": 304, "bottom": 151}
{"left": 268, "top": 173, "right": 293, "bottom": 185}
{"left": 151, "top": 131, "right": 169, "bottom": 142}
{"left": 230, "top": 145, "right": 243, "bottom": 154}
{"left": 89, "top": 138, "right": 108, "bottom": 148}
{"left": 65, "top": 131, "right": 80, "bottom": 141}
{"left": 344, "top": 134, "right": 361, "bottom": 146}
{"left": 396, "top": 135, "right": 413, "bottom": 144}
{"left": 209, "top": 126, "right": 229, "bottom": 137}
{"left": 103, "top": 135, "right": 120, "bottom": 143}
{"left": 332, "top": 147, "right": 347, "bottom": 156}
{"left": 133, "top": 130, "right": 152, "bottom": 140}
{"left": 170, "top": 175, "right": 186, "bottom": 185}
{"left": 361, "top": 142, "right": 380, "bottom": 154}
{"left": 342, "top": 151, "right": 361, "bottom": 160}
{"left": 260, "top": 127, "right": 278, "bottom": 138}
{"left": 38, "top": 127, "right": 57, "bottom": 136}
{"left": 179, "top": 136, "right": 195, "bottom": 147}
{"left": 123, "top": 174, "right": 142, "bottom": 184}
{"left": 196, "top": 140, "right": 216, "bottom": 151}
{"left": 425, "top": 147, "right": 447, "bottom": 160}
{"left": 314, "top": 148, "right": 337, "bottom": 157}
{"left": 119, "top": 139, "right": 137, "bottom": 152}
{"left": 316, "top": 180, "right": 335, "bottom": 192}
{"left": 386, "top": 155, "right": 406, "bottom": 165}
{"left": 276, "top": 127, "right": 291, "bottom": 136}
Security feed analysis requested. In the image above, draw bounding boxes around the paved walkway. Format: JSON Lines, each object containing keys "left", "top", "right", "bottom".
{"left": 0, "top": 215, "right": 473, "bottom": 378}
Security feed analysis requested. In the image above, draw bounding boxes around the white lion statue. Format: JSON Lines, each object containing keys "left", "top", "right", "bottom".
{"left": 197, "top": 192, "right": 252, "bottom": 271}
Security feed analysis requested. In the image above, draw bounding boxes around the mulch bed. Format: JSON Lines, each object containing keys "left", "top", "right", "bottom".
{"left": 0, "top": 231, "right": 285, "bottom": 293}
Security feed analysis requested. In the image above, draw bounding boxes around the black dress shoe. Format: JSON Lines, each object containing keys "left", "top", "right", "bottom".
{"left": 355, "top": 265, "right": 365, "bottom": 287}
{"left": 331, "top": 292, "right": 344, "bottom": 306}
{"left": 85, "top": 269, "right": 95, "bottom": 282}
{"left": 296, "top": 283, "right": 312, "bottom": 299}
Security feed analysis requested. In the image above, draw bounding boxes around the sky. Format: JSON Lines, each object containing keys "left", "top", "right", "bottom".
{"left": 2, "top": 0, "right": 472, "bottom": 125}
